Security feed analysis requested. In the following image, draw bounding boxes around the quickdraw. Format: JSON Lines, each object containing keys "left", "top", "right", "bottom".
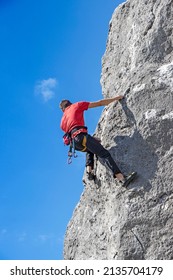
{"left": 63, "top": 126, "right": 87, "bottom": 164}
{"left": 67, "top": 139, "right": 77, "bottom": 164}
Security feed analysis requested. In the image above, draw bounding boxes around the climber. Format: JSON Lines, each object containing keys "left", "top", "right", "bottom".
{"left": 59, "top": 96, "right": 137, "bottom": 187}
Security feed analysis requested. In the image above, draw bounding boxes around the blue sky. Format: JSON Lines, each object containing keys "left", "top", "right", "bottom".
{"left": 0, "top": 0, "right": 123, "bottom": 260}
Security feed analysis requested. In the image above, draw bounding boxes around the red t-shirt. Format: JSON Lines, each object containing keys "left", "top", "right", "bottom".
{"left": 60, "top": 101, "right": 90, "bottom": 133}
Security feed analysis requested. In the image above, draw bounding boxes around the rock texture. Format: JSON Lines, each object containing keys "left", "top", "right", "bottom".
{"left": 63, "top": 0, "right": 173, "bottom": 260}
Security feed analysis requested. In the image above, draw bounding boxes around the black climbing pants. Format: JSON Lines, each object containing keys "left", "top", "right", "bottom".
{"left": 74, "top": 133, "right": 121, "bottom": 177}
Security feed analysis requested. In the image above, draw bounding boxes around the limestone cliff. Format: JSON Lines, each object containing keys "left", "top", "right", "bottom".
{"left": 63, "top": 0, "right": 173, "bottom": 260}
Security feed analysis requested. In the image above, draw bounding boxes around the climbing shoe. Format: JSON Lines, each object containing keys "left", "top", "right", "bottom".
{"left": 87, "top": 172, "right": 96, "bottom": 181}
{"left": 122, "top": 172, "right": 137, "bottom": 188}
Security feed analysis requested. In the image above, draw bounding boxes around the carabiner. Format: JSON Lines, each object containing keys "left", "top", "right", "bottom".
{"left": 68, "top": 157, "right": 72, "bottom": 164}
{"left": 73, "top": 152, "right": 78, "bottom": 158}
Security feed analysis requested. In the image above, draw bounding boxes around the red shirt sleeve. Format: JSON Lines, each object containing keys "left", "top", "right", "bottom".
{"left": 77, "top": 101, "right": 90, "bottom": 111}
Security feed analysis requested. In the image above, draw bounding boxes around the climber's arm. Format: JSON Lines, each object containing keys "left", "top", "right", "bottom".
{"left": 88, "top": 95, "right": 124, "bottom": 109}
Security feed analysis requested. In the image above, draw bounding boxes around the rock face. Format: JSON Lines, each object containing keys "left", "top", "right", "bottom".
{"left": 63, "top": 0, "right": 173, "bottom": 260}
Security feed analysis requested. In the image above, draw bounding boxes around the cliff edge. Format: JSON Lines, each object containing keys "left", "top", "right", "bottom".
{"left": 64, "top": 0, "right": 173, "bottom": 260}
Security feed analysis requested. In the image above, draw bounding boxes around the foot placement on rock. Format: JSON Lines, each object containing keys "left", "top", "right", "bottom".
{"left": 122, "top": 172, "right": 137, "bottom": 188}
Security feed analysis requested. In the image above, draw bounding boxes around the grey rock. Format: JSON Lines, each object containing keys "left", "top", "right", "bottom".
{"left": 63, "top": 0, "right": 173, "bottom": 260}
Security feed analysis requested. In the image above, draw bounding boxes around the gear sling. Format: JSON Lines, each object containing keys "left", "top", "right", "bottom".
{"left": 63, "top": 126, "right": 88, "bottom": 164}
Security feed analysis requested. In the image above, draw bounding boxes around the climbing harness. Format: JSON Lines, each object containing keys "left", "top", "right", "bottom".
{"left": 63, "top": 126, "right": 88, "bottom": 163}
{"left": 63, "top": 126, "right": 88, "bottom": 164}
{"left": 71, "top": 127, "right": 87, "bottom": 139}
{"left": 63, "top": 132, "right": 71, "bottom": 146}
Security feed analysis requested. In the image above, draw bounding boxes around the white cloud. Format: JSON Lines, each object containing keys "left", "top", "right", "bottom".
{"left": 35, "top": 78, "right": 57, "bottom": 102}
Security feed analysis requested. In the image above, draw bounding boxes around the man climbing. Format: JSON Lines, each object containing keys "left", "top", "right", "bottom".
{"left": 59, "top": 96, "right": 136, "bottom": 187}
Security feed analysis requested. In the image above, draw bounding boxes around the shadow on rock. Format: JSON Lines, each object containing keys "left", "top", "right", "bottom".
{"left": 109, "top": 99, "right": 159, "bottom": 192}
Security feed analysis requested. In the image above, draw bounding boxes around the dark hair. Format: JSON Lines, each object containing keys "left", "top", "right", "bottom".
{"left": 59, "top": 100, "right": 72, "bottom": 110}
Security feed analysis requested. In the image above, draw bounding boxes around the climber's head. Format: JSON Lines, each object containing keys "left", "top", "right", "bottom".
{"left": 59, "top": 99, "right": 72, "bottom": 111}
